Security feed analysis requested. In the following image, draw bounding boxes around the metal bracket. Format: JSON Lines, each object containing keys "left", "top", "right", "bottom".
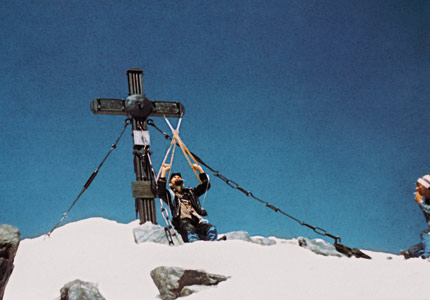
{"left": 131, "top": 181, "right": 155, "bottom": 199}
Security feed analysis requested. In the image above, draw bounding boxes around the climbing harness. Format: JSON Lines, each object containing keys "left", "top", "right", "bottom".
{"left": 147, "top": 119, "right": 371, "bottom": 259}
{"left": 47, "top": 119, "right": 131, "bottom": 237}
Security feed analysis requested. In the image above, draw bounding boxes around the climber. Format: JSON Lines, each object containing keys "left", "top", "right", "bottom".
{"left": 401, "top": 174, "right": 430, "bottom": 259}
{"left": 157, "top": 163, "right": 218, "bottom": 243}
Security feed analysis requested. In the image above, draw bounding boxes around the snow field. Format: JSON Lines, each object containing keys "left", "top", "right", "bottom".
{"left": 5, "top": 218, "right": 430, "bottom": 300}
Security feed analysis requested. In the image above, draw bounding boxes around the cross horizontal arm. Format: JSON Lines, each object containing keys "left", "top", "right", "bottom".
{"left": 90, "top": 98, "right": 185, "bottom": 118}
{"left": 91, "top": 98, "right": 125, "bottom": 115}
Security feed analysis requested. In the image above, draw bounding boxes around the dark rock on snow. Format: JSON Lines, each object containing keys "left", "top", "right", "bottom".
{"left": 60, "top": 279, "right": 106, "bottom": 300}
{"left": 0, "top": 224, "right": 20, "bottom": 300}
{"left": 150, "top": 266, "right": 230, "bottom": 300}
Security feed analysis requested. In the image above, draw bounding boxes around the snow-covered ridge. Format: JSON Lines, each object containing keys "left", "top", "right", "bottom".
{"left": 5, "top": 217, "right": 430, "bottom": 300}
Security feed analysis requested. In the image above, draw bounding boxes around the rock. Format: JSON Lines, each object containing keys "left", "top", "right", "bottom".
{"left": 224, "top": 231, "right": 253, "bottom": 242}
{"left": 0, "top": 224, "right": 20, "bottom": 300}
{"left": 60, "top": 279, "right": 105, "bottom": 300}
{"left": 150, "top": 266, "right": 230, "bottom": 300}
{"left": 333, "top": 243, "right": 372, "bottom": 259}
{"left": 133, "top": 222, "right": 183, "bottom": 245}
{"left": 224, "top": 231, "right": 276, "bottom": 246}
{"left": 134, "top": 225, "right": 275, "bottom": 246}
{"left": 298, "top": 237, "right": 343, "bottom": 257}
{"left": 250, "top": 236, "right": 276, "bottom": 246}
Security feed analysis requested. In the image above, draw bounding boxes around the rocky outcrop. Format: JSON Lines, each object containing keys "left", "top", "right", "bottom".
{"left": 134, "top": 223, "right": 279, "bottom": 246}
{"left": 298, "top": 237, "right": 343, "bottom": 257}
{"left": 0, "top": 225, "right": 20, "bottom": 300}
{"left": 298, "top": 237, "right": 371, "bottom": 259}
{"left": 60, "top": 279, "right": 105, "bottom": 300}
{"left": 150, "top": 266, "right": 230, "bottom": 300}
{"left": 133, "top": 222, "right": 184, "bottom": 245}
{"left": 223, "top": 231, "right": 276, "bottom": 246}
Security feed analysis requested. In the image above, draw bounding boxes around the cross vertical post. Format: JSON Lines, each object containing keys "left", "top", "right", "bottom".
{"left": 90, "top": 68, "right": 185, "bottom": 225}
{"left": 127, "top": 68, "right": 157, "bottom": 224}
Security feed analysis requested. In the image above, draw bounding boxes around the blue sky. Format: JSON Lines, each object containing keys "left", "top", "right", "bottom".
{"left": 0, "top": 0, "right": 429, "bottom": 254}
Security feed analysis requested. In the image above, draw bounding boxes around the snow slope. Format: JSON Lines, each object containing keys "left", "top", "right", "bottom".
{"left": 4, "top": 218, "right": 430, "bottom": 300}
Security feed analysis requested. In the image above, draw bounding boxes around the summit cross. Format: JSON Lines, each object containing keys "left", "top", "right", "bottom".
{"left": 90, "top": 68, "right": 185, "bottom": 224}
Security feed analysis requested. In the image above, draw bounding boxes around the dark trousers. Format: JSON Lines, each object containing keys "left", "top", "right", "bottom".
{"left": 176, "top": 217, "right": 217, "bottom": 243}
{"left": 407, "top": 228, "right": 430, "bottom": 258}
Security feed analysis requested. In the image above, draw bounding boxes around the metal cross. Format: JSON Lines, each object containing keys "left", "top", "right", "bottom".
{"left": 90, "top": 68, "right": 185, "bottom": 224}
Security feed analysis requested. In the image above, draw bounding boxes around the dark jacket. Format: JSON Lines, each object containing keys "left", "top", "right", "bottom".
{"left": 157, "top": 173, "right": 211, "bottom": 225}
